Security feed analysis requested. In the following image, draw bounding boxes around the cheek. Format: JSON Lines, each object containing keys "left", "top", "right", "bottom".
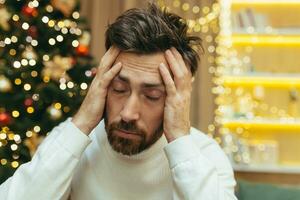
{"left": 106, "top": 90, "right": 124, "bottom": 121}
{"left": 141, "top": 101, "right": 165, "bottom": 131}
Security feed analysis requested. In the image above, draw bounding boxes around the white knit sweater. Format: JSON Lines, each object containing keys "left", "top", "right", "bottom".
{"left": 0, "top": 119, "right": 237, "bottom": 200}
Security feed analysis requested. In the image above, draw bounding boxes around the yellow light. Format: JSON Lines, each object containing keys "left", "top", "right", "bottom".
{"left": 31, "top": 71, "right": 38, "bottom": 77}
{"left": 27, "top": 107, "right": 34, "bottom": 114}
{"left": 24, "top": 83, "right": 31, "bottom": 91}
{"left": 222, "top": 76, "right": 300, "bottom": 89}
{"left": 48, "top": 20, "right": 55, "bottom": 27}
{"left": 222, "top": 120, "right": 300, "bottom": 131}
{"left": 202, "top": 6, "right": 210, "bottom": 14}
{"left": 232, "top": 0, "right": 300, "bottom": 7}
{"left": 9, "top": 49, "right": 16, "bottom": 56}
{"left": 0, "top": 159, "right": 7, "bottom": 165}
{"left": 12, "top": 14, "right": 19, "bottom": 21}
{"left": 8, "top": 133, "right": 14, "bottom": 140}
{"left": 14, "top": 78, "right": 22, "bottom": 85}
{"left": 33, "top": 126, "right": 41, "bottom": 132}
{"left": 43, "top": 55, "right": 50, "bottom": 61}
{"left": 43, "top": 76, "right": 50, "bottom": 83}
{"left": 231, "top": 35, "right": 300, "bottom": 46}
{"left": 182, "top": 3, "right": 190, "bottom": 11}
{"left": 0, "top": 133, "right": 6, "bottom": 140}
{"left": 57, "top": 21, "right": 65, "bottom": 28}
{"left": 193, "top": 24, "right": 201, "bottom": 32}
{"left": 11, "top": 36, "right": 18, "bottom": 43}
{"left": 192, "top": 6, "right": 200, "bottom": 14}
{"left": 26, "top": 131, "right": 33, "bottom": 137}
{"left": 54, "top": 103, "right": 62, "bottom": 109}
{"left": 72, "top": 11, "right": 80, "bottom": 19}
{"left": 46, "top": 5, "right": 53, "bottom": 12}
{"left": 11, "top": 161, "right": 19, "bottom": 168}
{"left": 12, "top": 111, "right": 20, "bottom": 118}
{"left": 173, "top": 0, "right": 180, "bottom": 7}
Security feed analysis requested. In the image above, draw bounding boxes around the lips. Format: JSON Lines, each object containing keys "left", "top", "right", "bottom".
{"left": 114, "top": 129, "right": 141, "bottom": 139}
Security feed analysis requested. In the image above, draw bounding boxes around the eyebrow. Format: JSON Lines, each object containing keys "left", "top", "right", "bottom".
{"left": 117, "top": 74, "right": 164, "bottom": 89}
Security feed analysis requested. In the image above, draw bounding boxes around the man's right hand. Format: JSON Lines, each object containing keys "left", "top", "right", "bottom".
{"left": 72, "top": 46, "right": 122, "bottom": 135}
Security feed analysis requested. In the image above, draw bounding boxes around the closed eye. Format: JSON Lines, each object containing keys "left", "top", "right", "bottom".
{"left": 113, "top": 89, "right": 127, "bottom": 93}
{"left": 146, "top": 96, "right": 160, "bottom": 101}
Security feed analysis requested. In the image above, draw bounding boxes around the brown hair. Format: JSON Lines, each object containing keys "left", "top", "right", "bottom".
{"left": 105, "top": 3, "right": 203, "bottom": 75}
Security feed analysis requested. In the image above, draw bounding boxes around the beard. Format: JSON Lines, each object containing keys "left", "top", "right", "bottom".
{"left": 104, "top": 115, "right": 163, "bottom": 156}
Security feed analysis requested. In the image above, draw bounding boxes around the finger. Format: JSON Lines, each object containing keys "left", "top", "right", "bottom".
{"left": 165, "top": 49, "right": 184, "bottom": 83}
{"left": 98, "top": 46, "right": 120, "bottom": 73}
{"left": 159, "top": 63, "right": 176, "bottom": 96}
{"left": 170, "top": 47, "right": 188, "bottom": 74}
{"left": 101, "top": 62, "right": 122, "bottom": 89}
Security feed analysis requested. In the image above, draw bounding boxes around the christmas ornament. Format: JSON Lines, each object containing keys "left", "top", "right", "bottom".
{"left": 22, "top": 46, "right": 38, "bottom": 60}
{"left": 79, "top": 31, "right": 91, "bottom": 46}
{"left": 0, "top": 112, "right": 12, "bottom": 125}
{"left": 24, "top": 132, "right": 45, "bottom": 157}
{"left": 0, "top": 6, "right": 11, "bottom": 31}
{"left": 76, "top": 44, "right": 89, "bottom": 56}
{"left": 28, "top": 26, "right": 38, "bottom": 38}
{"left": 22, "top": 5, "right": 38, "bottom": 17}
{"left": 42, "top": 55, "right": 73, "bottom": 82}
{"left": 47, "top": 105, "right": 62, "bottom": 120}
{"left": 32, "top": 94, "right": 39, "bottom": 101}
{"left": 24, "top": 98, "right": 33, "bottom": 106}
{"left": 51, "top": 0, "right": 77, "bottom": 17}
{"left": 0, "top": 75, "right": 12, "bottom": 92}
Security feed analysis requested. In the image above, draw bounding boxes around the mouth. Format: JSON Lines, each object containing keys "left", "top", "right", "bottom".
{"left": 114, "top": 129, "right": 141, "bottom": 139}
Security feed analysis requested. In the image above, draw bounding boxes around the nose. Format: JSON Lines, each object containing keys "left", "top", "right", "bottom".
{"left": 120, "top": 93, "right": 140, "bottom": 122}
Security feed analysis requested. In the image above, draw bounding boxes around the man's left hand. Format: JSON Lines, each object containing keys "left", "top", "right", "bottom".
{"left": 159, "top": 47, "right": 193, "bottom": 143}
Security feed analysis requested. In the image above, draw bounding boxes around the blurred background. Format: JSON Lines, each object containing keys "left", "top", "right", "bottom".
{"left": 1, "top": 0, "right": 300, "bottom": 199}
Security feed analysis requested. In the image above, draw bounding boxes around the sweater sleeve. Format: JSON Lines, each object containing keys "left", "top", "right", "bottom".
{"left": 0, "top": 118, "right": 91, "bottom": 200}
{"left": 164, "top": 134, "right": 237, "bottom": 200}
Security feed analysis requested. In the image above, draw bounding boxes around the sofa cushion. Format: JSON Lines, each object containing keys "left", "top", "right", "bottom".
{"left": 237, "top": 180, "right": 300, "bottom": 200}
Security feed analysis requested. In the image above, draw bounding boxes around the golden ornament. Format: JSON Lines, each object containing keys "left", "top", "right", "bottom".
{"left": 51, "top": 0, "right": 77, "bottom": 17}
{"left": 22, "top": 46, "right": 38, "bottom": 60}
{"left": 47, "top": 105, "right": 63, "bottom": 120}
{"left": 42, "top": 55, "right": 73, "bottom": 82}
{"left": 0, "top": 6, "right": 11, "bottom": 31}
{"left": 24, "top": 132, "right": 45, "bottom": 157}
{"left": 0, "top": 75, "right": 12, "bottom": 92}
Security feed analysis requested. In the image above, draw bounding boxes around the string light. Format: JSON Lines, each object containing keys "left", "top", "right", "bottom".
{"left": 12, "top": 111, "right": 20, "bottom": 118}
{"left": 12, "top": 14, "right": 19, "bottom": 21}
{"left": 13, "top": 61, "right": 21, "bottom": 68}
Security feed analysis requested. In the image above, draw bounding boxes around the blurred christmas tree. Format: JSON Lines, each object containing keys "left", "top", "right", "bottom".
{"left": 0, "top": 0, "right": 96, "bottom": 183}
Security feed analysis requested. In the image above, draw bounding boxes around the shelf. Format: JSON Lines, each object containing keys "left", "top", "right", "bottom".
{"left": 222, "top": 119, "right": 300, "bottom": 131}
{"left": 221, "top": 75, "right": 300, "bottom": 88}
{"left": 231, "top": 0, "right": 300, "bottom": 7}
{"left": 233, "top": 164, "right": 300, "bottom": 174}
{"left": 231, "top": 35, "right": 300, "bottom": 46}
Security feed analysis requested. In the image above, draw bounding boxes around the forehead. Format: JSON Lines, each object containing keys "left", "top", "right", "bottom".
{"left": 114, "top": 52, "right": 168, "bottom": 83}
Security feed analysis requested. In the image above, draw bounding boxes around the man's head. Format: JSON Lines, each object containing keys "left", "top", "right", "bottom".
{"left": 103, "top": 3, "right": 202, "bottom": 155}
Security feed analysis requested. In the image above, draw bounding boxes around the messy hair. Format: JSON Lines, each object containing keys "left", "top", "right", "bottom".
{"left": 105, "top": 3, "right": 203, "bottom": 75}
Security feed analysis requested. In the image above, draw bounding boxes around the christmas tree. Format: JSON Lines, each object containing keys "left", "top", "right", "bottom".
{"left": 0, "top": 0, "right": 96, "bottom": 183}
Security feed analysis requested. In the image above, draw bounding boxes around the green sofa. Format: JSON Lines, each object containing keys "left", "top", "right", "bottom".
{"left": 237, "top": 180, "right": 300, "bottom": 200}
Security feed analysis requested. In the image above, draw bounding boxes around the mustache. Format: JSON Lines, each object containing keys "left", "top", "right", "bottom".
{"left": 111, "top": 120, "right": 144, "bottom": 134}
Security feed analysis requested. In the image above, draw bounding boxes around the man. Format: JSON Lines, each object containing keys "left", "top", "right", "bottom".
{"left": 0, "top": 3, "right": 237, "bottom": 200}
